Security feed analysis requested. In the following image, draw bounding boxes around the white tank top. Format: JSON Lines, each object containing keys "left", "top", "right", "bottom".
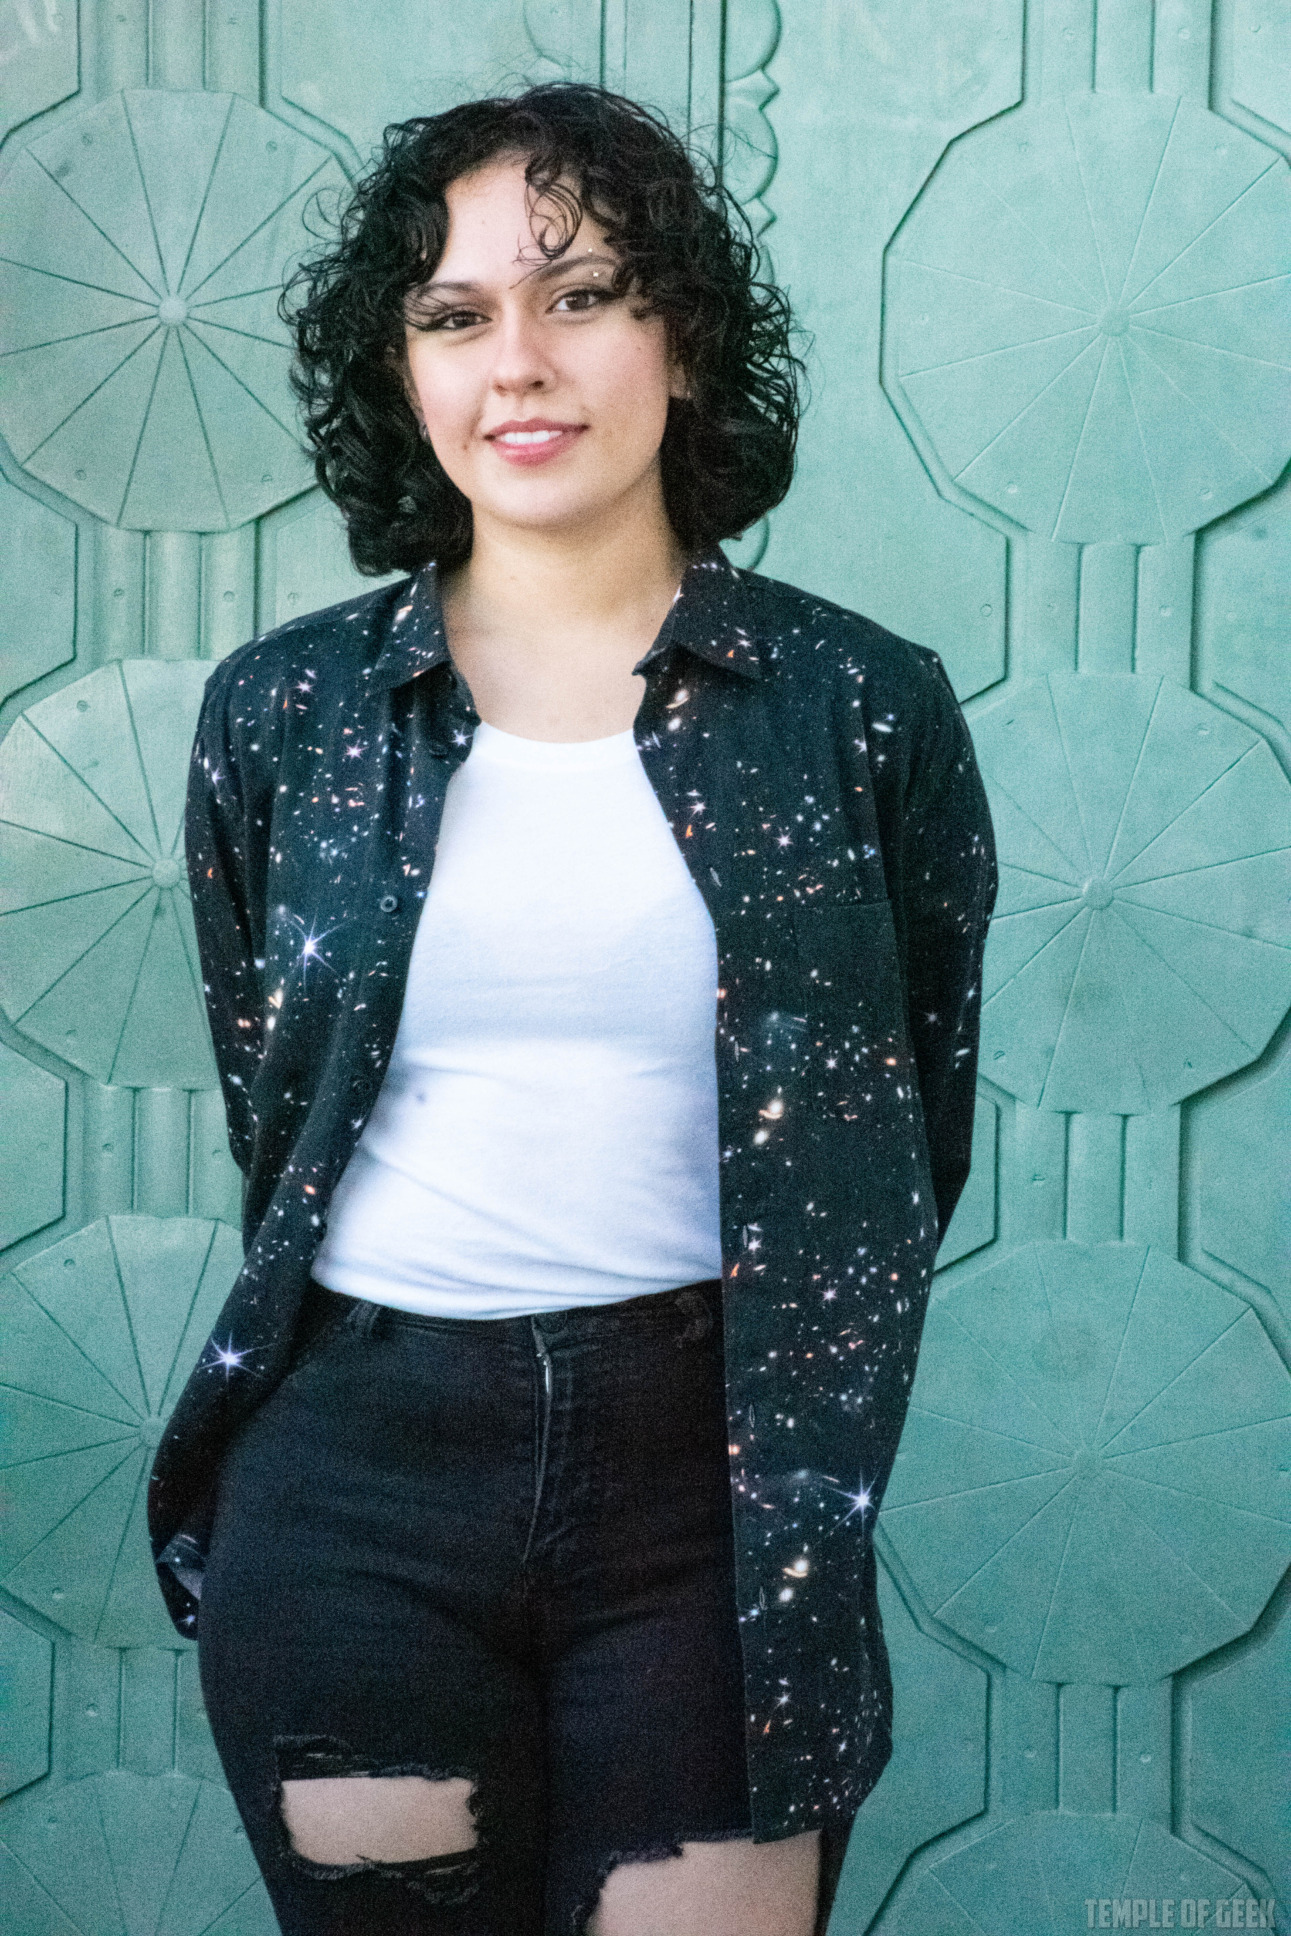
{"left": 309, "top": 718, "right": 723, "bottom": 1318}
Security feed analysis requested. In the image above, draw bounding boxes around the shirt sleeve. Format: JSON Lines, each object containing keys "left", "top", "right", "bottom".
{"left": 184, "top": 660, "right": 269, "bottom": 1178}
{"left": 898, "top": 651, "right": 998, "bottom": 1242}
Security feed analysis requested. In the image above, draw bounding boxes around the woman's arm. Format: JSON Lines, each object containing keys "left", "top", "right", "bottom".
{"left": 184, "top": 660, "right": 271, "bottom": 1180}
{"left": 898, "top": 651, "right": 998, "bottom": 1242}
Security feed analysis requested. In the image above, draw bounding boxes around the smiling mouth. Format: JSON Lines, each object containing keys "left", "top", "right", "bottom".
{"left": 484, "top": 421, "right": 587, "bottom": 466}
{"left": 490, "top": 426, "right": 581, "bottom": 446}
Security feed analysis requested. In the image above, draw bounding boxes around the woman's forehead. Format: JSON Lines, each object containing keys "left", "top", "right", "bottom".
{"left": 424, "top": 164, "right": 617, "bottom": 288}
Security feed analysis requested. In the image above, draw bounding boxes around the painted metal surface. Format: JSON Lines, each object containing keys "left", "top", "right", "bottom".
{"left": 0, "top": 0, "right": 1287, "bottom": 1927}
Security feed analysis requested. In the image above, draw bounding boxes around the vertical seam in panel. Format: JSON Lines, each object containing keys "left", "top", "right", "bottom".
{"left": 1023, "top": 0, "right": 1046, "bottom": 101}
{"left": 259, "top": 0, "right": 271, "bottom": 110}
{"left": 1169, "top": 1673, "right": 1187, "bottom": 1838}
{"left": 171, "top": 1647, "right": 180, "bottom": 1768}
{"left": 717, "top": 0, "right": 727, "bottom": 160}
{"left": 687, "top": 0, "right": 694, "bottom": 130}
{"left": 1208, "top": 0, "right": 1225, "bottom": 114}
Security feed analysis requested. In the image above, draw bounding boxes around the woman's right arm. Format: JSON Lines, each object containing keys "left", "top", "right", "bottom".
{"left": 184, "top": 661, "right": 272, "bottom": 1179}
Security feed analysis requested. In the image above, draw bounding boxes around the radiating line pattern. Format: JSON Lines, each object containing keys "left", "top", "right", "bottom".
{"left": 0, "top": 659, "right": 216, "bottom": 1088}
{"left": 0, "top": 1215, "right": 243, "bottom": 1648}
{"left": 893, "top": 1811, "right": 1263, "bottom": 1935}
{"left": 884, "top": 92, "right": 1291, "bottom": 543}
{"left": 880, "top": 1241, "right": 1291, "bottom": 1684}
{"left": 0, "top": 89, "right": 346, "bottom": 531}
{"left": 0, "top": 1768, "right": 276, "bottom": 1932}
{"left": 971, "top": 673, "right": 1291, "bottom": 1113}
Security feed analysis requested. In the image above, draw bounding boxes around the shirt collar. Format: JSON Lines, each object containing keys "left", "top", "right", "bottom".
{"left": 365, "top": 545, "right": 764, "bottom": 693}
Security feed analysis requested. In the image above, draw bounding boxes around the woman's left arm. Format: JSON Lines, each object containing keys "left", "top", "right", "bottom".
{"left": 897, "top": 652, "right": 998, "bottom": 1242}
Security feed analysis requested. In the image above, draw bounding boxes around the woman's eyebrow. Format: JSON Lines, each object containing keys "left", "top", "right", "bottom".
{"left": 417, "top": 251, "right": 620, "bottom": 295}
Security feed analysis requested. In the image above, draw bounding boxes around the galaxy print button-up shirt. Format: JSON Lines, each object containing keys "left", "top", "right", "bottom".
{"left": 148, "top": 545, "right": 996, "bottom": 1842}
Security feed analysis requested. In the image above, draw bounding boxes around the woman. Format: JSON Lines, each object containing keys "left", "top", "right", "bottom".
{"left": 148, "top": 82, "right": 997, "bottom": 1936}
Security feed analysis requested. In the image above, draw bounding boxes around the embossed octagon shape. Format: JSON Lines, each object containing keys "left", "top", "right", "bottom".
{"left": 883, "top": 92, "right": 1291, "bottom": 544}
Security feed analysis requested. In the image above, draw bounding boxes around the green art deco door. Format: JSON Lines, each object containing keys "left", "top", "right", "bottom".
{"left": 1, "top": 3, "right": 1287, "bottom": 1930}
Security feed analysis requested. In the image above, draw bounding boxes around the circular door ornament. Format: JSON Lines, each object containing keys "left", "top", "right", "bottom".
{"left": 884, "top": 92, "right": 1291, "bottom": 543}
{"left": 0, "top": 90, "right": 346, "bottom": 530}
{"left": 973, "top": 673, "right": 1291, "bottom": 1113}
{"left": 0, "top": 1215, "right": 242, "bottom": 1648}
{"left": 893, "top": 1812, "right": 1264, "bottom": 1936}
{"left": 880, "top": 1242, "right": 1291, "bottom": 1684}
{"left": 0, "top": 1770, "right": 276, "bottom": 1934}
{"left": 0, "top": 658, "right": 217, "bottom": 1089}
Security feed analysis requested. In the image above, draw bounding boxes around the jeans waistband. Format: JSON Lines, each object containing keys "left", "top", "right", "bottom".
{"left": 303, "top": 1276, "right": 723, "bottom": 1343}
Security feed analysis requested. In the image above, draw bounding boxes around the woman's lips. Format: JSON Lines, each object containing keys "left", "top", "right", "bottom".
{"left": 485, "top": 424, "right": 586, "bottom": 466}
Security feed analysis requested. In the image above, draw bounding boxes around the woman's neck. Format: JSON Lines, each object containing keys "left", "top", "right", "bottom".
{"left": 441, "top": 491, "right": 690, "bottom": 664}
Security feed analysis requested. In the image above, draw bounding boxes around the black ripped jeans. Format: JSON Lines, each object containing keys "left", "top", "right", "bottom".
{"left": 197, "top": 1276, "right": 851, "bottom": 1935}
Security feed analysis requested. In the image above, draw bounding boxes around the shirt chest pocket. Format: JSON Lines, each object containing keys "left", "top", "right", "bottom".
{"left": 794, "top": 899, "right": 911, "bottom": 1121}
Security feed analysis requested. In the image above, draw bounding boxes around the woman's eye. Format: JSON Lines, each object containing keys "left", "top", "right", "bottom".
{"left": 553, "top": 285, "right": 612, "bottom": 313}
{"left": 427, "top": 309, "right": 484, "bottom": 331}
{"left": 405, "top": 306, "right": 484, "bottom": 332}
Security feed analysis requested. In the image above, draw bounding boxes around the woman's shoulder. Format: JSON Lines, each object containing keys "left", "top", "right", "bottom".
{"left": 732, "top": 562, "right": 955, "bottom": 704}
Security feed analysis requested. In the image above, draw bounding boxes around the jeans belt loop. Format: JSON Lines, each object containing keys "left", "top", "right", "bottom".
{"left": 674, "top": 1285, "right": 714, "bottom": 1343}
{"left": 344, "top": 1296, "right": 383, "bottom": 1339}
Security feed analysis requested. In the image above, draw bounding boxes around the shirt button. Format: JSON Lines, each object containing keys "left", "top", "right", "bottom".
{"left": 378, "top": 893, "right": 399, "bottom": 913}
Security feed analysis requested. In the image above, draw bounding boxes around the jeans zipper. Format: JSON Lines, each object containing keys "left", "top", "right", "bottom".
{"left": 523, "top": 1317, "right": 553, "bottom": 1567}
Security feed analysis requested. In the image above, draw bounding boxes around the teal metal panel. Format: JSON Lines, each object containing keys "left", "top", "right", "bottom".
{"left": 0, "top": 470, "right": 76, "bottom": 707}
{"left": 0, "top": 1216, "right": 243, "bottom": 1647}
{"left": 0, "top": 1608, "right": 53, "bottom": 1800}
{"left": 882, "top": 1241, "right": 1291, "bottom": 1683}
{"left": 1197, "top": 480, "right": 1291, "bottom": 734}
{"left": 277, "top": 0, "right": 537, "bottom": 158}
{"left": 765, "top": 0, "right": 1016, "bottom": 695}
{"left": 1194, "top": 1059, "right": 1291, "bottom": 1315}
{"left": 0, "top": 661, "right": 217, "bottom": 1088}
{"left": 1230, "top": 0, "right": 1291, "bottom": 132}
{"left": 0, "top": 1769, "right": 277, "bottom": 1935}
{"left": 0, "top": 90, "right": 344, "bottom": 530}
{"left": 884, "top": 95, "right": 1291, "bottom": 546}
{"left": 0, "top": 1042, "right": 66, "bottom": 1250}
{"left": 1187, "top": 1580, "right": 1291, "bottom": 1918}
{"left": 257, "top": 489, "right": 401, "bottom": 639}
{"left": 971, "top": 674, "right": 1291, "bottom": 1111}
{"left": 0, "top": 0, "right": 79, "bottom": 146}
{"left": 0, "top": 3, "right": 1287, "bottom": 1930}
{"left": 882, "top": 1813, "right": 1269, "bottom": 1934}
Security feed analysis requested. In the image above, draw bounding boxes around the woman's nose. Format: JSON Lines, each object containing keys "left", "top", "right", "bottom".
{"left": 487, "top": 307, "right": 553, "bottom": 393}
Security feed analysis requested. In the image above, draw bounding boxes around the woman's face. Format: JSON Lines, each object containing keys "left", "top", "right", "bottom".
{"left": 402, "top": 156, "right": 687, "bottom": 545}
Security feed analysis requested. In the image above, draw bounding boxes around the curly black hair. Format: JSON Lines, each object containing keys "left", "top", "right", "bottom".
{"left": 281, "top": 82, "right": 805, "bottom": 576}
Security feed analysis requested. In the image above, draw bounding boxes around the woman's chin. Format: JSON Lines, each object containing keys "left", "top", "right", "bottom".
{"left": 472, "top": 490, "right": 634, "bottom": 545}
